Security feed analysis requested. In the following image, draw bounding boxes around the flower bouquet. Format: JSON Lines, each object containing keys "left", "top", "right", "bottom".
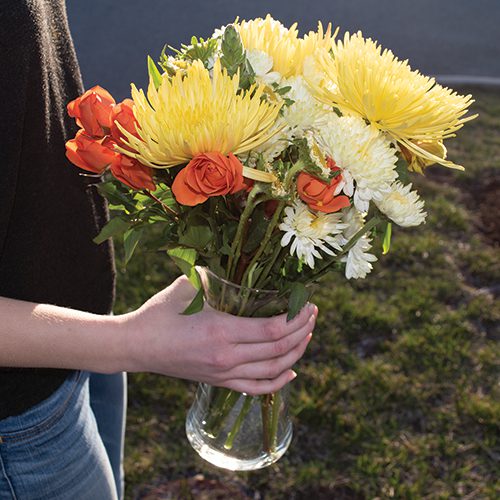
{"left": 65, "top": 15, "right": 476, "bottom": 470}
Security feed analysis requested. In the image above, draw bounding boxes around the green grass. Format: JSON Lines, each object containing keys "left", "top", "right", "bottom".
{"left": 116, "top": 87, "right": 500, "bottom": 499}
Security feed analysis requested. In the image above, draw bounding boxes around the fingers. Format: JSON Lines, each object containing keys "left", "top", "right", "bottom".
{"left": 223, "top": 369, "right": 298, "bottom": 396}
{"left": 230, "top": 312, "right": 316, "bottom": 365}
{"left": 231, "top": 303, "right": 318, "bottom": 343}
{"left": 222, "top": 333, "right": 312, "bottom": 381}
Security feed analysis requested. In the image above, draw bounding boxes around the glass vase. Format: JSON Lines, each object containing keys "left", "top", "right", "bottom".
{"left": 185, "top": 267, "right": 293, "bottom": 471}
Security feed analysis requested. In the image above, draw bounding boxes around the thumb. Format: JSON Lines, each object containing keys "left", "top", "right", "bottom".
{"left": 169, "top": 274, "right": 197, "bottom": 302}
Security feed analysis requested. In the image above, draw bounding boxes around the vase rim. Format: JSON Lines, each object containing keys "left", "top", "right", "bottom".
{"left": 197, "top": 266, "right": 280, "bottom": 295}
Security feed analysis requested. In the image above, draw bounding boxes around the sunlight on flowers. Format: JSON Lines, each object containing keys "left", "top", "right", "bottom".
{"left": 308, "top": 32, "right": 477, "bottom": 169}
{"left": 236, "top": 15, "right": 335, "bottom": 78}
{"left": 120, "top": 59, "right": 282, "bottom": 169}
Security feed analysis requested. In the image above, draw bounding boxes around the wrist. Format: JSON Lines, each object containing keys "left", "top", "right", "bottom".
{"left": 113, "top": 310, "right": 144, "bottom": 373}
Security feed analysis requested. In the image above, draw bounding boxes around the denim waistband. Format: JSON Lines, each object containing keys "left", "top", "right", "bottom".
{"left": 0, "top": 371, "right": 87, "bottom": 442}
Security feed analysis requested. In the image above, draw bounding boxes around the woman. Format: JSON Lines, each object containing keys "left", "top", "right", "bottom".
{"left": 0, "top": 1, "right": 316, "bottom": 499}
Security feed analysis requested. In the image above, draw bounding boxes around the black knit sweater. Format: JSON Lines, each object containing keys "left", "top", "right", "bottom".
{"left": 0, "top": 0, "right": 115, "bottom": 419}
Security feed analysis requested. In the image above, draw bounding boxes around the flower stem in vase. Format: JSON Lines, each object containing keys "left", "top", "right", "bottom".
{"left": 187, "top": 267, "right": 293, "bottom": 470}
{"left": 270, "top": 391, "right": 281, "bottom": 452}
{"left": 205, "top": 388, "right": 240, "bottom": 437}
{"left": 261, "top": 394, "right": 272, "bottom": 453}
{"left": 224, "top": 394, "right": 253, "bottom": 450}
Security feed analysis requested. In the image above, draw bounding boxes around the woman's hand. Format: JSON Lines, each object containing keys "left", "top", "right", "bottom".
{"left": 122, "top": 275, "right": 317, "bottom": 395}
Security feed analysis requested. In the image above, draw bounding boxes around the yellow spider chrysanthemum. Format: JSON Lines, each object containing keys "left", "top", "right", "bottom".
{"left": 236, "top": 15, "right": 335, "bottom": 78}
{"left": 119, "top": 59, "right": 282, "bottom": 180}
{"left": 308, "top": 32, "right": 477, "bottom": 169}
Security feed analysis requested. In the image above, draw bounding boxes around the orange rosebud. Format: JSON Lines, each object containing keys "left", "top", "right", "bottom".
{"left": 67, "top": 86, "right": 116, "bottom": 138}
{"left": 264, "top": 199, "right": 280, "bottom": 218}
{"left": 297, "top": 170, "right": 350, "bottom": 213}
{"left": 110, "top": 154, "right": 156, "bottom": 191}
{"left": 65, "top": 130, "right": 118, "bottom": 173}
{"left": 172, "top": 152, "right": 246, "bottom": 206}
{"left": 110, "top": 99, "right": 139, "bottom": 150}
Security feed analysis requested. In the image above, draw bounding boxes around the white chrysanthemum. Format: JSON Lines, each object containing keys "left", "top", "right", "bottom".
{"left": 248, "top": 80, "right": 325, "bottom": 163}
{"left": 246, "top": 49, "right": 282, "bottom": 85}
{"left": 241, "top": 118, "right": 292, "bottom": 166}
{"left": 375, "top": 182, "right": 427, "bottom": 227}
{"left": 340, "top": 208, "right": 377, "bottom": 279}
{"left": 210, "top": 25, "right": 227, "bottom": 52}
{"left": 281, "top": 76, "right": 330, "bottom": 134}
{"left": 280, "top": 201, "right": 347, "bottom": 269}
{"left": 245, "top": 76, "right": 330, "bottom": 164}
{"left": 316, "top": 114, "right": 399, "bottom": 212}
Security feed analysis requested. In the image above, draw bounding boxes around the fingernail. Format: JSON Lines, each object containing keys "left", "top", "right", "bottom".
{"left": 290, "top": 370, "right": 298, "bottom": 380}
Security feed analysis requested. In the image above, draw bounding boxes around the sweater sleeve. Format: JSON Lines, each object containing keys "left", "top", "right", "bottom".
{"left": 0, "top": 4, "right": 31, "bottom": 261}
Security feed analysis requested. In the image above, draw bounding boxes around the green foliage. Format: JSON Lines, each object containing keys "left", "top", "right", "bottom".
{"left": 147, "top": 55, "right": 162, "bottom": 90}
{"left": 183, "top": 36, "right": 219, "bottom": 64}
{"left": 286, "top": 282, "right": 310, "bottom": 321}
{"left": 178, "top": 219, "right": 212, "bottom": 251}
{"left": 220, "top": 25, "right": 245, "bottom": 76}
{"left": 181, "top": 288, "right": 205, "bottom": 315}
{"left": 93, "top": 216, "right": 130, "bottom": 244}
{"left": 220, "top": 25, "right": 255, "bottom": 89}
{"left": 293, "top": 138, "right": 330, "bottom": 181}
{"left": 159, "top": 36, "right": 219, "bottom": 70}
{"left": 395, "top": 156, "right": 411, "bottom": 184}
{"left": 167, "top": 246, "right": 200, "bottom": 289}
{"left": 382, "top": 221, "right": 392, "bottom": 254}
{"left": 242, "top": 207, "right": 268, "bottom": 253}
{"left": 97, "top": 181, "right": 138, "bottom": 212}
{"left": 123, "top": 228, "right": 142, "bottom": 265}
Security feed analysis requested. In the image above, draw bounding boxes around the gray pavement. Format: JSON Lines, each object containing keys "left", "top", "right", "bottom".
{"left": 66, "top": 0, "right": 500, "bottom": 100}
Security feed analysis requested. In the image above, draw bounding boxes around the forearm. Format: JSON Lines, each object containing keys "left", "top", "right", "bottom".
{"left": 0, "top": 296, "right": 126, "bottom": 373}
{"left": 0, "top": 276, "right": 317, "bottom": 395}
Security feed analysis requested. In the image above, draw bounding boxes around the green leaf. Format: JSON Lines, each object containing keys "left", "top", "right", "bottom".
{"left": 181, "top": 288, "right": 205, "bottom": 315}
{"left": 183, "top": 37, "right": 219, "bottom": 65}
{"left": 93, "top": 217, "right": 130, "bottom": 244}
{"left": 167, "top": 247, "right": 201, "bottom": 289}
{"left": 219, "top": 243, "right": 233, "bottom": 256}
{"left": 238, "top": 58, "right": 256, "bottom": 90}
{"left": 123, "top": 228, "right": 143, "bottom": 265}
{"left": 243, "top": 208, "right": 268, "bottom": 253}
{"left": 97, "top": 182, "right": 137, "bottom": 212}
{"left": 395, "top": 157, "right": 411, "bottom": 185}
{"left": 275, "top": 85, "right": 292, "bottom": 96}
{"left": 382, "top": 222, "right": 392, "bottom": 255}
{"left": 178, "top": 216, "right": 213, "bottom": 249}
{"left": 287, "top": 282, "right": 310, "bottom": 321}
{"left": 147, "top": 55, "right": 163, "bottom": 90}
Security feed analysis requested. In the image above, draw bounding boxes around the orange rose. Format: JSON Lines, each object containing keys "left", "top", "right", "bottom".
{"left": 110, "top": 154, "right": 156, "bottom": 191}
{"left": 110, "top": 99, "right": 139, "bottom": 150}
{"left": 65, "top": 130, "right": 118, "bottom": 173}
{"left": 297, "top": 169, "right": 350, "bottom": 213}
{"left": 172, "top": 152, "right": 246, "bottom": 206}
{"left": 67, "top": 86, "right": 116, "bottom": 138}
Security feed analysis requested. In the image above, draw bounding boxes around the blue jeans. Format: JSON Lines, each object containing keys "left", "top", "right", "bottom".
{"left": 0, "top": 371, "right": 125, "bottom": 500}
{"left": 89, "top": 372, "right": 127, "bottom": 498}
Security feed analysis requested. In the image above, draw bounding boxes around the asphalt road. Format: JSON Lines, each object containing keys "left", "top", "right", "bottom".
{"left": 66, "top": 0, "right": 500, "bottom": 100}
